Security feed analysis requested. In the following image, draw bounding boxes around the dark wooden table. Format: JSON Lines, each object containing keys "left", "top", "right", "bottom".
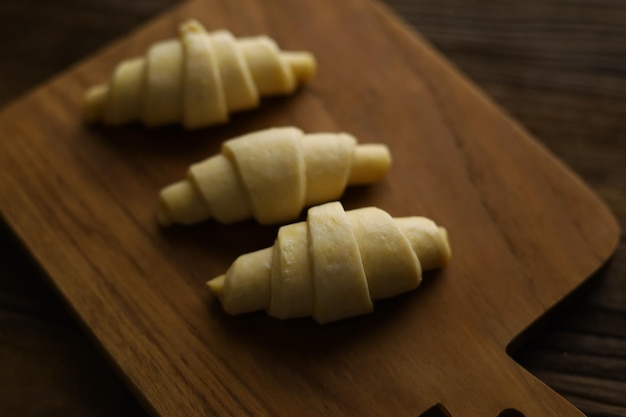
{"left": 0, "top": 1, "right": 624, "bottom": 416}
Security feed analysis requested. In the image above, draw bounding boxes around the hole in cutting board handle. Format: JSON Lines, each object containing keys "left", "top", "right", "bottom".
{"left": 498, "top": 409, "right": 525, "bottom": 417}
{"left": 419, "top": 404, "right": 526, "bottom": 417}
{"left": 420, "top": 404, "right": 452, "bottom": 417}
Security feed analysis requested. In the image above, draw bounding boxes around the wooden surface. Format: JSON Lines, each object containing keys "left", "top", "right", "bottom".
{"left": 0, "top": 1, "right": 624, "bottom": 417}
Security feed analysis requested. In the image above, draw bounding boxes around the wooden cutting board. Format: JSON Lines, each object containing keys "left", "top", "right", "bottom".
{"left": 0, "top": 0, "right": 620, "bottom": 416}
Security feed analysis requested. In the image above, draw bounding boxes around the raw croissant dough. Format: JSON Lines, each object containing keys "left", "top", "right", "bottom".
{"left": 84, "top": 19, "right": 316, "bottom": 129}
{"left": 207, "top": 202, "right": 451, "bottom": 324}
{"left": 157, "top": 127, "right": 392, "bottom": 226}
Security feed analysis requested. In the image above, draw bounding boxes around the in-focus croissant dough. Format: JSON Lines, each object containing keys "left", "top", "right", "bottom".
{"left": 157, "top": 127, "right": 392, "bottom": 226}
{"left": 207, "top": 202, "right": 451, "bottom": 324}
{"left": 84, "top": 19, "right": 316, "bottom": 129}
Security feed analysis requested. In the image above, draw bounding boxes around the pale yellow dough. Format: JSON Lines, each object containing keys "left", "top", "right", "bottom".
{"left": 84, "top": 19, "right": 316, "bottom": 129}
{"left": 207, "top": 202, "right": 451, "bottom": 324}
{"left": 157, "top": 127, "right": 392, "bottom": 226}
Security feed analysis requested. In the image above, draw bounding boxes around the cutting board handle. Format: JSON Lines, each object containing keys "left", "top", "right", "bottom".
{"left": 422, "top": 358, "right": 586, "bottom": 417}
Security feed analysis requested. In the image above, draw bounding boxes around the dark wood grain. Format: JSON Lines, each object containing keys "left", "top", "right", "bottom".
{"left": 382, "top": 3, "right": 626, "bottom": 415}
{"left": 0, "top": 1, "right": 624, "bottom": 417}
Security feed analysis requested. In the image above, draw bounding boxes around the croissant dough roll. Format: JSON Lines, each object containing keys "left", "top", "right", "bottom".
{"left": 207, "top": 202, "right": 451, "bottom": 324}
{"left": 157, "top": 127, "right": 392, "bottom": 226}
{"left": 84, "top": 19, "right": 316, "bottom": 129}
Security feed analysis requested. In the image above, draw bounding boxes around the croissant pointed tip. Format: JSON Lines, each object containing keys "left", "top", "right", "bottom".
{"left": 281, "top": 51, "right": 317, "bottom": 83}
{"left": 158, "top": 180, "right": 213, "bottom": 225}
{"left": 179, "top": 18, "right": 206, "bottom": 35}
{"left": 207, "top": 275, "right": 226, "bottom": 297}
{"left": 348, "top": 144, "right": 392, "bottom": 185}
{"left": 438, "top": 227, "right": 452, "bottom": 263}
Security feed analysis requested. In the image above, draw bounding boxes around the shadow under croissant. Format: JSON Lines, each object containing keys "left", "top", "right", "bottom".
{"left": 83, "top": 91, "right": 314, "bottom": 156}
{"left": 205, "top": 267, "right": 445, "bottom": 355}
{"left": 158, "top": 218, "right": 281, "bottom": 271}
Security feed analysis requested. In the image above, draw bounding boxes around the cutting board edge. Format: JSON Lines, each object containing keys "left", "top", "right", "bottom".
{"left": 0, "top": 1, "right": 623, "bottom": 416}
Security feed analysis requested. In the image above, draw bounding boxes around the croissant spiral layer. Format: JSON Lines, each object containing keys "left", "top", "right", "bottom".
{"left": 157, "top": 127, "right": 392, "bottom": 226}
{"left": 84, "top": 19, "right": 316, "bottom": 129}
{"left": 207, "top": 202, "right": 451, "bottom": 324}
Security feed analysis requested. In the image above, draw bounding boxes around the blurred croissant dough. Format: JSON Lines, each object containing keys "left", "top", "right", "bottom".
{"left": 84, "top": 19, "right": 316, "bottom": 129}
{"left": 157, "top": 127, "right": 392, "bottom": 226}
{"left": 208, "top": 202, "right": 451, "bottom": 324}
